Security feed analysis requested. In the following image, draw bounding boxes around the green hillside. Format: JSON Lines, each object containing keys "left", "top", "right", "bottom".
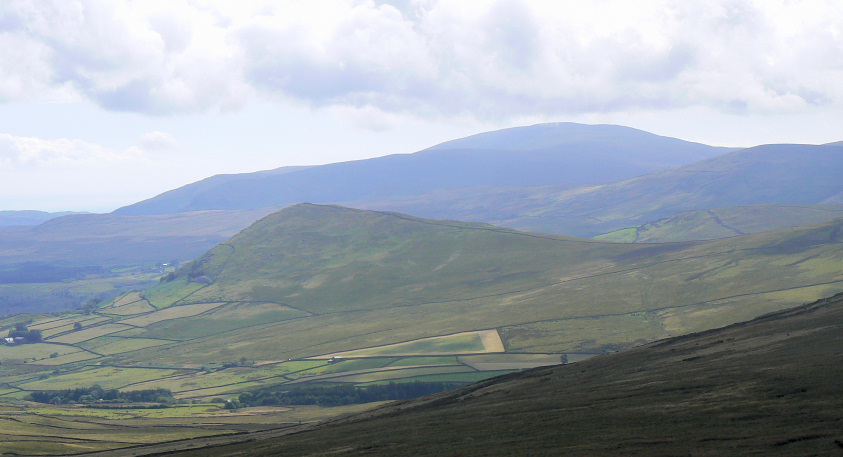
{"left": 141, "top": 203, "right": 843, "bottom": 359}
{"left": 170, "top": 292, "right": 843, "bottom": 456}
{"left": 596, "top": 204, "right": 843, "bottom": 242}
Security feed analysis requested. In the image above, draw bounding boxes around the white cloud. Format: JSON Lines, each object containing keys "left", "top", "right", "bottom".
{"left": 137, "top": 131, "right": 179, "bottom": 150}
{"left": 0, "top": 0, "right": 841, "bottom": 121}
{"left": 0, "top": 133, "right": 144, "bottom": 168}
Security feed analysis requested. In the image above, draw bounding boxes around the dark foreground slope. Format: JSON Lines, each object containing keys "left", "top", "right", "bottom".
{"left": 170, "top": 293, "right": 843, "bottom": 457}
{"left": 114, "top": 123, "right": 728, "bottom": 216}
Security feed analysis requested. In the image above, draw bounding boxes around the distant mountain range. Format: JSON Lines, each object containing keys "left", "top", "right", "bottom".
{"left": 0, "top": 209, "right": 271, "bottom": 267}
{"left": 114, "top": 123, "right": 731, "bottom": 215}
{"left": 357, "top": 142, "right": 843, "bottom": 236}
{"left": 110, "top": 123, "right": 843, "bottom": 241}
{"left": 0, "top": 210, "right": 85, "bottom": 227}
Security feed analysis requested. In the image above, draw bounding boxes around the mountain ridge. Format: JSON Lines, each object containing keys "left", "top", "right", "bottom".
{"left": 114, "top": 123, "right": 732, "bottom": 216}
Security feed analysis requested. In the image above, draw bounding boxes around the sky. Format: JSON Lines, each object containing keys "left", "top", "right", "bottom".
{"left": 1, "top": 0, "right": 842, "bottom": 212}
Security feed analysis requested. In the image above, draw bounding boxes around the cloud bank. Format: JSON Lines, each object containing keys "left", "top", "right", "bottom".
{"left": 1, "top": 0, "right": 841, "bottom": 121}
{"left": 0, "top": 133, "right": 144, "bottom": 168}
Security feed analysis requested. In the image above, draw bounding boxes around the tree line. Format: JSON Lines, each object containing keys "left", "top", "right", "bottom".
{"left": 26, "top": 385, "right": 174, "bottom": 405}
{"left": 238, "top": 381, "right": 465, "bottom": 407}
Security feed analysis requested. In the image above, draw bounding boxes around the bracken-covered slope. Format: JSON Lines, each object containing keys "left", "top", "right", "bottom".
{"left": 113, "top": 123, "right": 729, "bottom": 216}
{"left": 167, "top": 292, "right": 843, "bottom": 457}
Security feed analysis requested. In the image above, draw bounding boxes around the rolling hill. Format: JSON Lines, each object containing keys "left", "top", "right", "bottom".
{"left": 162, "top": 292, "right": 843, "bottom": 457}
{"left": 134, "top": 203, "right": 843, "bottom": 359}
{"left": 113, "top": 123, "right": 730, "bottom": 216}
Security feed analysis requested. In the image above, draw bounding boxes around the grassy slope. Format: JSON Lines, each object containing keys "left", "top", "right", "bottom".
{"left": 596, "top": 203, "right": 843, "bottom": 242}
{"left": 168, "top": 292, "right": 843, "bottom": 457}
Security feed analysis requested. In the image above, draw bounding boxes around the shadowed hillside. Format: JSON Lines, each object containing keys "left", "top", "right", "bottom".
{"left": 160, "top": 292, "right": 843, "bottom": 457}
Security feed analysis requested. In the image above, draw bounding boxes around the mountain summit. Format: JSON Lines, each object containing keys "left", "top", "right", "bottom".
{"left": 114, "top": 123, "right": 730, "bottom": 215}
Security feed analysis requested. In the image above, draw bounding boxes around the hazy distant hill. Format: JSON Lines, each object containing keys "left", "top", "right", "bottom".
{"left": 114, "top": 123, "right": 730, "bottom": 216}
{"left": 359, "top": 143, "right": 843, "bottom": 237}
{"left": 178, "top": 293, "right": 843, "bottom": 457}
{"left": 504, "top": 143, "right": 843, "bottom": 236}
{"left": 0, "top": 210, "right": 84, "bottom": 227}
{"left": 0, "top": 209, "right": 272, "bottom": 267}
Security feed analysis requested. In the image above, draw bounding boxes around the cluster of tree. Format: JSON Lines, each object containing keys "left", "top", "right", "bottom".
{"left": 238, "top": 381, "right": 465, "bottom": 407}
{"left": 7, "top": 324, "right": 42, "bottom": 343}
{"left": 161, "top": 259, "right": 211, "bottom": 284}
{"left": 26, "top": 385, "right": 174, "bottom": 405}
{"left": 79, "top": 298, "right": 102, "bottom": 315}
